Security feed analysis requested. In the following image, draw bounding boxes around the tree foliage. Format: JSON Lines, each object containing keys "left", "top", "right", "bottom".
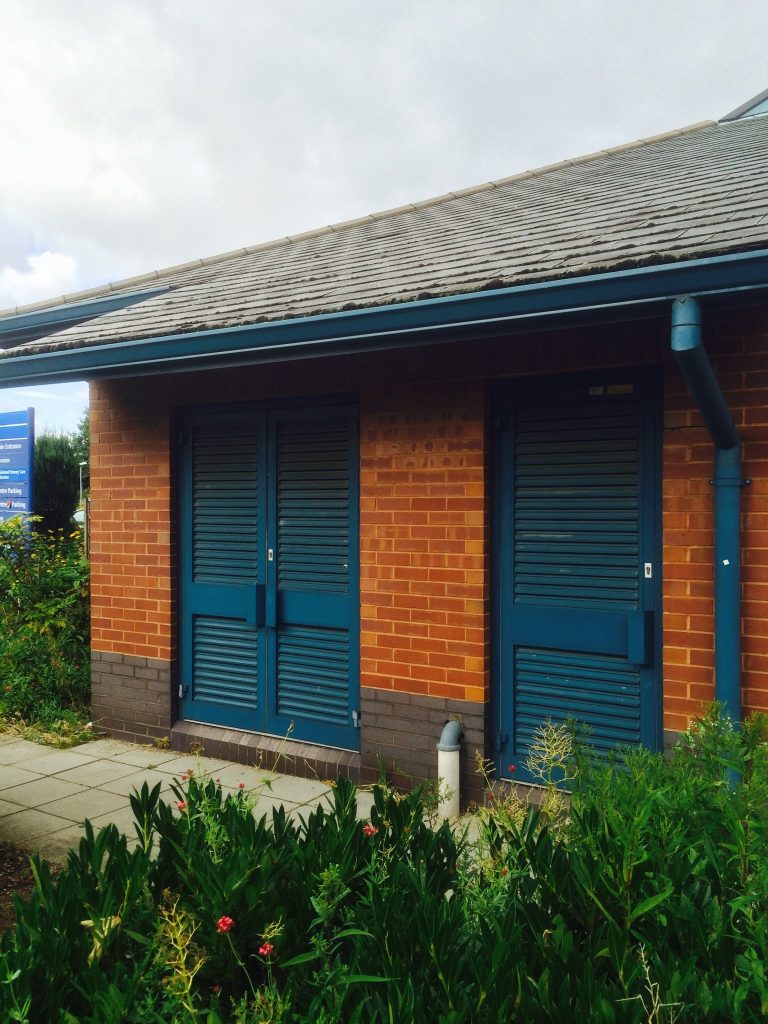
{"left": 33, "top": 432, "right": 80, "bottom": 533}
{"left": 71, "top": 409, "right": 90, "bottom": 466}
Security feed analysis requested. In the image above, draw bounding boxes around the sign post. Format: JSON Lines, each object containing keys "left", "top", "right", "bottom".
{"left": 0, "top": 409, "right": 35, "bottom": 523}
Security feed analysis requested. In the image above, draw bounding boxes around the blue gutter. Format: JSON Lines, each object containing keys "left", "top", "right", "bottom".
{"left": 671, "top": 296, "right": 748, "bottom": 724}
{"left": 0, "top": 286, "right": 170, "bottom": 347}
{"left": 0, "top": 249, "right": 767, "bottom": 385}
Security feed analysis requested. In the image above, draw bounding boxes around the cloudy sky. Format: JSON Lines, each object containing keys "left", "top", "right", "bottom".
{"left": 0, "top": 0, "right": 766, "bottom": 432}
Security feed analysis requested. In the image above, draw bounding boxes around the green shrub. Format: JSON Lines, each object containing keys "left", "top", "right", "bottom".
{"left": 1, "top": 712, "right": 768, "bottom": 1022}
{"left": 0, "top": 517, "right": 89, "bottom": 728}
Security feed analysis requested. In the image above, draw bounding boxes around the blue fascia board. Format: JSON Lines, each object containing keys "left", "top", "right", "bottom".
{"left": 0, "top": 286, "right": 170, "bottom": 340}
{"left": 0, "top": 249, "right": 767, "bottom": 386}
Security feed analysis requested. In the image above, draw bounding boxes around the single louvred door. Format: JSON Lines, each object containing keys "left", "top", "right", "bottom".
{"left": 179, "top": 412, "right": 267, "bottom": 729}
{"left": 494, "top": 374, "right": 660, "bottom": 780}
{"left": 266, "top": 407, "right": 359, "bottom": 749}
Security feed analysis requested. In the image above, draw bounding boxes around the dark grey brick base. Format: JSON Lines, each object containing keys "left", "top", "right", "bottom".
{"left": 663, "top": 729, "right": 682, "bottom": 755}
{"left": 172, "top": 721, "right": 361, "bottom": 781}
{"left": 360, "top": 687, "right": 488, "bottom": 807}
{"left": 91, "top": 659, "right": 488, "bottom": 805}
{"left": 91, "top": 651, "right": 173, "bottom": 744}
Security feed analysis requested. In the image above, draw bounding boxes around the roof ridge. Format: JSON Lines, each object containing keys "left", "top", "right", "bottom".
{"left": 0, "top": 118, "right": 716, "bottom": 320}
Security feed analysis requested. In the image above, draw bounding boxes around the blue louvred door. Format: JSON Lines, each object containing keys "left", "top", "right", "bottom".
{"left": 494, "top": 374, "right": 660, "bottom": 781}
{"left": 179, "top": 404, "right": 359, "bottom": 749}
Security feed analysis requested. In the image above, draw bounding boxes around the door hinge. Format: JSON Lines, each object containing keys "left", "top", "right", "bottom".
{"left": 178, "top": 684, "right": 188, "bottom": 700}
{"left": 178, "top": 429, "right": 189, "bottom": 447}
{"left": 492, "top": 411, "right": 509, "bottom": 432}
{"left": 496, "top": 732, "right": 508, "bottom": 752}
{"left": 352, "top": 710, "right": 361, "bottom": 729}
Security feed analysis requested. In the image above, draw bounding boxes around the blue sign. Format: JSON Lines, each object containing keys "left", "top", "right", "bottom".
{"left": 0, "top": 409, "right": 34, "bottom": 522}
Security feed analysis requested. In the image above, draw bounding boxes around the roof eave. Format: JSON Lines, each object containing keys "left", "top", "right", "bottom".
{"left": 1, "top": 249, "right": 768, "bottom": 388}
{"left": 0, "top": 286, "right": 170, "bottom": 348}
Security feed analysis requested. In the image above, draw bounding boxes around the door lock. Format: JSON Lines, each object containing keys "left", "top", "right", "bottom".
{"left": 644, "top": 563, "right": 653, "bottom": 579}
{"left": 268, "top": 548, "right": 274, "bottom": 562}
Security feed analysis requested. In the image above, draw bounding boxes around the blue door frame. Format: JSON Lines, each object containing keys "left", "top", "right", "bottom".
{"left": 179, "top": 400, "right": 360, "bottom": 750}
{"left": 492, "top": 371, "right": 662, "bottom": 781}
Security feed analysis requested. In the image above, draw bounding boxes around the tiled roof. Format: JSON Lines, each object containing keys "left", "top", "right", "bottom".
{"left": 3, "top": 114, "right": 768, "bottom": 355}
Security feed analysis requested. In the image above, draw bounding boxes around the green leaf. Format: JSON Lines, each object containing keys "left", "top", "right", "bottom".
{"left": 627, "top": 885, "right": 674, "bottom": 925}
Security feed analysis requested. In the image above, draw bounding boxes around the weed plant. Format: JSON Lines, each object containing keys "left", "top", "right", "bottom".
{"left": 2, "top": 709, "right": 767, "bottom": 1022}
{"left": 0, "top": 516, "right": 90, "bottom": 741}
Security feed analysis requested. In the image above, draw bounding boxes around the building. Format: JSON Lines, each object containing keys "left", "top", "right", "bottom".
{"left": 2, "top": 91, "right": 768, "bottom": 801}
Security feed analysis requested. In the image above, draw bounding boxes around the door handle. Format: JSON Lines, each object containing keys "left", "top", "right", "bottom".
{"left": 627, "top": 610, "right": 653, "bottom": 665}
{"left": 245, "top": 584, "right": 266, "bottom": 628}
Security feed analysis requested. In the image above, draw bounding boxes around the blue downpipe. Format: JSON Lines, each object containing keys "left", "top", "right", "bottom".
{"left": 713, "top": 444, "right": 743, "bottom": 724}
{"left": 671, "top": 296, "right": 743, "bottom": 724}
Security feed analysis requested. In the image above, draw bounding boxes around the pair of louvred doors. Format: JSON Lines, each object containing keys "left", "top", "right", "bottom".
{"left": 178, "top": 403, "right": 359, "bottom": 749}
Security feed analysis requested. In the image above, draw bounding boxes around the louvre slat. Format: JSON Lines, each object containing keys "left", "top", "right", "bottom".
{"left": 514, "top": 646, "right": 641, "bottom": 752}
{"left": 513, "top": 401, "right": 640, "bottom": 609}
{"left": 278, "top": 420, "right": 350, "bottom": 593}
{"left": 193, "top": 617, "right": 258, "bottom": 708}
{"left": 277, "top": 626, "right": 349, "bottom": 724}
{"left": 193, "top": 428, "right": 259, "bottom": 584}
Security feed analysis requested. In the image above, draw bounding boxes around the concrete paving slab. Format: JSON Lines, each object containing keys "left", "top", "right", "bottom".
{"left": 38, "top": 824, "right": 90, "bottom": 863}
{"left": 1, "top": 777, "right": 87, "bottom": 809}
{"left": 87, "top": 806, "right": 142, "bottom": 838}
{"left": 68, "top": 738, "right": 137, "bottom": 758}
{"left": 109, "top": 748, "right": 181, "bottom": 768}
{"left": 209, "top": 763, "right": 277, "bottom": 791}
{"left": 0, "top": 740, "right": 49, "bottom": 764}
{"left": 97, "top": 769, "right": 173, "bottom": 798}
{"left": 56, "top": 759, "right": 141, "bottom": 787}
{"left": 153, "top": 755, "right": 230, "bottom": 778}
{"left": 38, "top": 787, "right": 128, "bottom": 824}
{"left": 455, "top": 815, "right": 482, "bottom": 846}
{"left": 263, "top": 774, "right": 332, "bottom": 805}
{"left": 0, "top": 766, "right": 44, "bottom": 792}
{"left": 248, "top": 791, "right": 300, "bottom": 820}
{"left": 0, "top": 798, "right": 32, "bottom": 818}
{"left": 19, "top": 750, "right": 98, "bottom": 776}
{"left": 356, "top": 790, "right": 375, "bottom": 820}
{"left": 0, "top": 807, "right": 73, "bottom": 842}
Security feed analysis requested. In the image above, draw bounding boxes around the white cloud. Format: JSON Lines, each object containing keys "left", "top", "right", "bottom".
{"left": 0, "top": 252, "right": 81, "bottom": 310}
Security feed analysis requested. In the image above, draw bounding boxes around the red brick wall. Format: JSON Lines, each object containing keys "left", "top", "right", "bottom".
{"left": 89, "top": 379, "right": 173, "bottom": 661}
{"left": 359, "top": 382, "right": 488, "bottom": 705}
{"left": 88, "top": 304, "right": 768, "bottom": 750}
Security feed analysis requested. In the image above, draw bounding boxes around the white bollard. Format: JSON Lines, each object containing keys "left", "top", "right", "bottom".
{"left": 436, "top": 720, "right": 462, "bottom": 819}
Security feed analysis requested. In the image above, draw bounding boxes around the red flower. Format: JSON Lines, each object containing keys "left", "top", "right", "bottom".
{"left": 507, "top": 764, "right": 517, "bottom": 773}
{"left": 362, "top": 823, "right": 379, "bottom": 836}
{"left": 216, "top": 916, "right": 235, "bottom": 934}
{"left": 176, "top": 801, "right": 187, "bottom": 811}
{"left": 258, "top": 941, "right": 275, "bottom": 956}
{"left": 212, "top": 984, "right": 221, "bottom": 994}
{"left": 238, "top": 782, "right": 245, "bottom": 789}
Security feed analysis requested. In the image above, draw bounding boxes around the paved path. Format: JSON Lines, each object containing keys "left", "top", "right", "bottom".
{"left": 0, "top": 734, "right": 375, "bottom": 863}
